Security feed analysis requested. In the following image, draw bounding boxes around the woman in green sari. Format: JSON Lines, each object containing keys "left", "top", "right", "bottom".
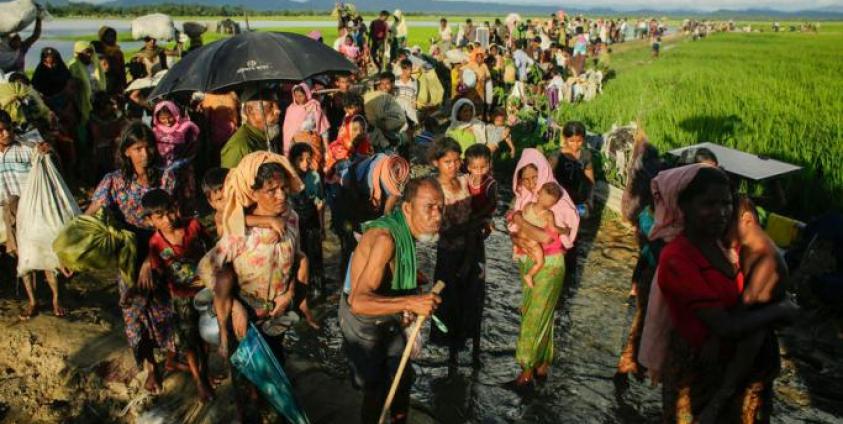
{"left": 507, "top": 148, "right": 580, "bottom": 387}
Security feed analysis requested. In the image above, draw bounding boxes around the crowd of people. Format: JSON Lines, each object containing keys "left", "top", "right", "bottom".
{"left": 0, "top": 9, "right": 803, "bottom": 424}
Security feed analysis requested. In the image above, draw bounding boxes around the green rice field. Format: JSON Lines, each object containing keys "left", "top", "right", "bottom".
{"left": 553, "top": 25, "right": 843, "bottom": 217}
{"left": 55, "top": 18, "right": 842, "bottom": 216}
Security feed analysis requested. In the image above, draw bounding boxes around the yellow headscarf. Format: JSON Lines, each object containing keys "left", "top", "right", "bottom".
{"left": 221, "top": 151, "right": 303, "bottom": 237}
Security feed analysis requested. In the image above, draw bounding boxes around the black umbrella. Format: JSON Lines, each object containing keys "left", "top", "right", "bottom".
{"left": 149, "top": 31, "right": 357, "bottom": 99}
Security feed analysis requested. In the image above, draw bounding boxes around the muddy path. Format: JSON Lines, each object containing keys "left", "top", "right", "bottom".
{"left": 1, "top": 195, "right": 842, "bottom": 422}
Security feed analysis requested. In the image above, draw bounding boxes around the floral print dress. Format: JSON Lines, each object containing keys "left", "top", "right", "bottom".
{"left": 91, "top": 169, "right": 178, "bottom": 364}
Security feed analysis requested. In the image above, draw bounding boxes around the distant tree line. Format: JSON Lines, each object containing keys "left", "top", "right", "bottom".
{"left": 45, "top": 2, "right": 474, "bottom": 18}
{"left": 45, "top": 2, "right": 337, "bottom": 17}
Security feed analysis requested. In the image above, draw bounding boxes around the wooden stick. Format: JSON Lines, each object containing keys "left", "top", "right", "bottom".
{"left": 377, "top": 281, "right": 445, "bottom": 424}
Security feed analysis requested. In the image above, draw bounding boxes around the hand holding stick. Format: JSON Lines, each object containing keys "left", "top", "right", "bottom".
{"left": 378, "top": 281, "right": 446, "bottom": 424}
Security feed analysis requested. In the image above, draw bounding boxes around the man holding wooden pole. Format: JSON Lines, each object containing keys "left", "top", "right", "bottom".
{"left": 339, "top": 176, "right": 444, "bottom": 424}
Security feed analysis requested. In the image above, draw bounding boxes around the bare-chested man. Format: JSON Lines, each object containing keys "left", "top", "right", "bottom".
{"left": 339, "top": 176, "right": 444, "bottom": 424}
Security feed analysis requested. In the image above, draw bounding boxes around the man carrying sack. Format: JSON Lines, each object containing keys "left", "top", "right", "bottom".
{"left": 339, "top": 176, "right": 444, "bottom": 424}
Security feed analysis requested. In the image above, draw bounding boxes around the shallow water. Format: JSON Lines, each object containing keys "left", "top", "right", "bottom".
{"left": 282, "top": 185, "right": 842, "bottom": 423}
{"left": 18, "top": 18, "right": 442, "bottom": 70}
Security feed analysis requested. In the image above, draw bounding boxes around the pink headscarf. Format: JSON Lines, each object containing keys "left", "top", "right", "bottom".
{"left": 510, "top": 148, "right": 580, "bottom": 249}
{"left": 152, "top": 100, "right": 200, "bottom": 164}
{"left": 282, "top": 82, "right": 329, "bottom": 156}
{"left": 648, "top": 163, "right": 713, "bottom": 242}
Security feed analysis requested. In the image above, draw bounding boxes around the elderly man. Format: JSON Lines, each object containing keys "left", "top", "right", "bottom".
{"left": 340, "top": 176, "right": 443, "bottom": 424}
{"left": 0, "top": 16, "right": 41, "bottom": 74}
{"left": 220, "top": 90, "right": 281, "bottom": 169}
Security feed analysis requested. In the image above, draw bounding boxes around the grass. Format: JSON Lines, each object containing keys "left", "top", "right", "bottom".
{"left": 552, "top": 28, "right": 843, "bottom": 217}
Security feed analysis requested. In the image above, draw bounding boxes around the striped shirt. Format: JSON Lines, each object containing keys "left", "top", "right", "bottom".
{"left": 0, "top": 141, "right": 35, "bottom": 206}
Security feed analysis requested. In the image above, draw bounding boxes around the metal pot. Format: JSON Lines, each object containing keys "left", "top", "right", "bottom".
{"left": 193, "top": 288, "right": 220, "bottom": 345}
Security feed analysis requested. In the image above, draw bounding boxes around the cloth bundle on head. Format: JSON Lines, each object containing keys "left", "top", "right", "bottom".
{"left": 394, "top": 10, "right": 408, "bottom": 39}
{"left": 221, "top": 151, "right": 303, "bottom": 237}
{"left": 510, "top": 148, "right": 580, "bottom": 249}
{"left": 73, "top": 41, "right": 91, "bottom": 55}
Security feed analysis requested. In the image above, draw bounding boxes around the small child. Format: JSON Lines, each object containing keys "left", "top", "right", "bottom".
{"left": 515, "top": 182, "right": 566, "bottom": 287}
{"left": 152, "top": 100, "right": 199, "bottom": 166}
{"left": 651, "top": 36, "right": 661, "bottom": 58}
{"left": 289, "top": 143, "right": 326, "bottom": 303}
{"left": 485, "top": 109, "right": 516, "bottom": 157}
{"left": 394, "top": 59, "right": 419, "bottom": 126}
{"left": 142, "top": 189, "right": 214, "bottom": 402}
{"left": 465, "top": 144, "right": 498, "bottom": 238}
{"left": 200, "top": 167, "right": 228, "bottom": 239}
{"left": 153, "top": 101, "right": 200, "bottom": 214}
{"left": 325, "top": 115, "right": 372, "bottom": 180}
{"left": 697, "top": 196, "right": 790, "bottom": 423}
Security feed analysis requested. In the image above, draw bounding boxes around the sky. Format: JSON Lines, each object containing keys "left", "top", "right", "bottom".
{"left": 457, "top": 0, "right": 843, "bottom": 11}
{"left": 77, "top": 0, "right": 843, "bottom": 11}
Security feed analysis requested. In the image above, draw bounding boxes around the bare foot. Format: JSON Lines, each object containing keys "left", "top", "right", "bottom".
{"left": 535, "top": 363, "right": 550, "bottom": 379}
{"left": 19, "top": 303, "right": 37, "bottom": 320}
{"left": 52, "top": 303, "right": 66, "bottom": 318}
{"left": 512, "top": 369, "right": 534, "bottom": 390}
{"left": 628, "top": 282, "right": 638, "bottom": 298}
{"left": 524, "top": 275, "right": 535, "bottom": 288}
{"left": 305, "top": 317, "right": 321, "bottom": 330}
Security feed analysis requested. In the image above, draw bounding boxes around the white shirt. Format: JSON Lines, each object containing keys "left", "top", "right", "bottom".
{"left": 0, "top": 141, "right": 35, "bottom": 206}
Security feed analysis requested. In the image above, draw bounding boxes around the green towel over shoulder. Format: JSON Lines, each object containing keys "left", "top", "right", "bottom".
{"left": 361, "top": 209, "right": 417, "bottom": 291}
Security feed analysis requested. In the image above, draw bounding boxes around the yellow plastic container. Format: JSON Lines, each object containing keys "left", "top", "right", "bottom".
{"left": 765, "top": 213, "right": 803, "bottom": 248}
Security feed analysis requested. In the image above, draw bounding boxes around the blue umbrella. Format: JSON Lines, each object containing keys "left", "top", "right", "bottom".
{"left": 230, "top": 323, "right": 310, "bottom": 424}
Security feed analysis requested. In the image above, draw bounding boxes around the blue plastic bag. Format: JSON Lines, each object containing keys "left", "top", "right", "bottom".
{"left": 230, "top": 324, "right": 310, "bottom": 424}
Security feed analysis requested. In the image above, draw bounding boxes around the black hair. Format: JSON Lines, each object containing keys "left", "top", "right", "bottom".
{"left": 694, "top": 147, "right": 719, "bottom": 166}
{"left": 736, "top": 194, "right": 759, "bottom": 222}
{"left": 127, "top": 60, "right": 148, "bottom": 80}
{"left": 8, "top": 72, "right": 29, "bottom": 85}
{"left": 380, "top": 10, "right": 390, "bottom": 16}
{"left": 422, "top": 116, "right": 438, "bottom": 131}
{"left": 379, "top": 71, "right": 395, "bottom": 83}
{"left": 429, "top": 137, "right": 462, "bottom": 162}
{"left": 0, "top": 110, "right": 12, "bottom": 128}
{"left": 562, "top": 121, "right": 587, "bottom": 139}
{"left": 202, "top": 167, "right": 228, "bottom": 194}
{"left": 402, "top": 176, "right": 444, "bottom": 204}
{"left": 251, "top": 162, "right": 288, "bottom": 191}
{"left": 141, "top": 188, "right": 175, "bottom": 216}
{"left": 400, "top": 59, "right": 412, "bottom": 69}
{"left": 678, "top": 166, "right": 731, "bottom": 208}
{"left": 91, "top": 91, "right": 114, "bottom": 112}
{"left": 465, "top": 143, "right": 492, "bottom": 163}
{"left": 342, "top": 92, "right": 364, "bottom": 110}
{"left": 118, "top": 121, "right": 160, "bottom": 181}
{"left": 466, "top": 18, "right": 473, "bottom": 24}
{"left": 289, "top": 142, "right": 314, "bottom": 170}
{"left": 539, "top": 182, "right": 563, "bottom": 200}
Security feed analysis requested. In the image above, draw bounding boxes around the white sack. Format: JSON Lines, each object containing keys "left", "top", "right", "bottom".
{"left": 16, "top": 149, "right": 80, "bottom": 276}
{"left": 0, "top": 0, "right": 49, "bottom": 36}
{"left": 131, "top": 14, "right": 175, "bottom": 41}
